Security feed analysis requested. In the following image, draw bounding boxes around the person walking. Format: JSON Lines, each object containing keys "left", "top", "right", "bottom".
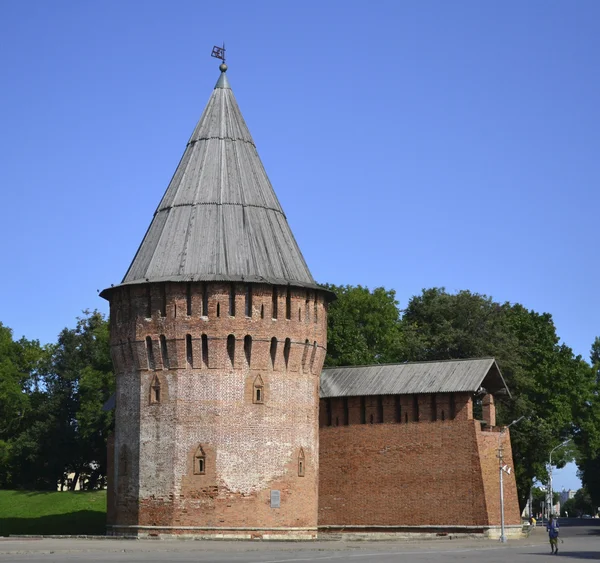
{"left": 547, "top": 514, "right": 560, "bottom": 555}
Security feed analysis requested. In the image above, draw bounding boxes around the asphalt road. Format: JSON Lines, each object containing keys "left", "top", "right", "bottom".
{"left": 1, "top": 520, "right": 598, "bottom": 562}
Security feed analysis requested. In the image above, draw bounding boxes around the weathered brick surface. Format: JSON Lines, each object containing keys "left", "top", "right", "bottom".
{"left": 318, "top": 401, "right": 520, "bottom": 528}
{"left": 106, "top": 282, "right": 327, "bottom": 537}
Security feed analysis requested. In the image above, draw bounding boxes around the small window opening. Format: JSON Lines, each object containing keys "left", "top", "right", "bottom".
{"left": 244, "top": 335, "right": 252, "bottom": 366}
{"left": 150, "top": 374, "right": 161, "bottom": 404}
{"left": 301, "top": 339, "right": 310, "bottom": 372}
{"left": 441, "top": 410, "right": 445, "bottom": 421}
{"left": 305, "top": 292, "right": 310, "bottom": 322}
{"left": 270, "top": 337, "right": 277, "bottom": 369}
{"left": 413, "top": 395, "right": 419, "bottom": 422}
{"left": 126, "top": 286, "right": 132, "bottom": 322}
{"left": 449, "top": 394, "right": 456, "bottom": 420}
{"left": 201, "top": 334, "right": 209, "bottom": 367}
{"left": 431, "top": 394, "right": 437, "bottom": 422}
{"left": 272, "top": 287, "right": 278, "bottom": 319}
{"left": 309, "top": 341, "right": 318, "bottom": 373}
{"left": 261, "top": 304, "right": 265, "bottom": 319}
{"left": 201, "top": 283, "right": 208, "bottom": 317}
{"left": 370, "top": 414, "right": 374, "bottom": 424}
{"left": 160, "top": 335, "right": 169, "bottom": 369}
{"left": 216, "top": 302, "right": 221, "bottom": 318}
{"left": 284, "top": 338, "right": 291, "bottom": 369}
{"left": 298, "top": 307, "right": 301, "bottom": 321}
{"left": 335, "top": 416, "right": 339, "bottom": 426}
{"left": 298, "top": 448, "right": 305, "bottom": 477}
{"left": 145, "top": 286, "right": 152, "bottom": 318}
{"left": 253, "top": 375, "right": 264, "bottom": 404}
{"left": 186, "top": 334, "right": 193, "bottom": 368}
{"left": 194, "top": 445, "right": 206, "bottom": 475}
{"left": 286, "top": 287, "right": 291, "bottom": 320}
{"left": 314, "top": 295, "right": 318, "bottom": 324}
{"left": 395, "top": 396, "right": 402, "bottom": 423}
{"left": 377, "top": 396, "right": 384, "bottom": 423}
{"left": 405, "top": 412, "right": 408, "bottom": 423}
{"left": 360, "top": 397, "right": 366, "bottom": 424}
{"left": 186, "top": 283, "right": 192, "bottom": 316}
{"left": 245, "top": 285, "right": 252, "bottom": 317}
{"left": 160, "top": 284, "right": 167, "bottom": 318}
{"left": 473, "top": 396, "right": 483, "bottom": 420}
{"left": 343, "top": 397, "right": 349, "bottom": 425}
{"left": 146, "top": 337, "right": 156, "bottom": 370}
{"left": 227, "top": 334, "right": 235, "bottom": 366}
{"left": 229, "top": 284, "right": 236, "bottom": 317}
{"left": 325, "top": 398, "right": 332, "bottom": 426}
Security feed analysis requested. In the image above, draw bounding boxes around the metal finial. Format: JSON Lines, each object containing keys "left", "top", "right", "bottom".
{"left": 211, "top": 43, "right": 226, "bottom": 70}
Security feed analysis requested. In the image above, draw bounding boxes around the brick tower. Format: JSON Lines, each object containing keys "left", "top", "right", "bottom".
{"left": 101, "top": 63, "right": 328, "bottom": 539}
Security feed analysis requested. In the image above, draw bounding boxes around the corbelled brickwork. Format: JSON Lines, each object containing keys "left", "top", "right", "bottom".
{"left": 106, "top": 281, "right": 327, "bottom": 538}
{"left": 318, "top": 394, "right": 520, "bottom": 530}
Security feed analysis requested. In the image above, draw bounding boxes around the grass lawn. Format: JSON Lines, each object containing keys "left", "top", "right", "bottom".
{"left": 0, "top": 490, "right": 106, "bottom": 536}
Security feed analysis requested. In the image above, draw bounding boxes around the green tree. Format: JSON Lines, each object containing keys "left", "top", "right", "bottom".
{"left": 591, "top": 337, "right": 600, "bottom": 383}
{"left": 398, "top": 288, "right": 596, "bottom": 512}
{"left": 323, "top": 284, "right": 403, "bottom": 367}
{"left": 6, "top": 311, "right": 114, "bottom": 490}
{"left": 574, "top": 339, "right": 600, "bottom": 509}
{"left": 562, "top": 488, "right": 595, "bottom": 517}
{"left": 0, "top": 323, "right": 47, "bottom": 487}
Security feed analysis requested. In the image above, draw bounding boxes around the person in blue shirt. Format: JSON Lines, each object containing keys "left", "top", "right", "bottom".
{"left": 547, "top": 514, "right": 560, "bottom": 555}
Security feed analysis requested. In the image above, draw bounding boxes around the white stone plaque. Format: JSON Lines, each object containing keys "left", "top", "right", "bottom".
{"left": 270, "top": 489, "right": 281, "bottom": 508}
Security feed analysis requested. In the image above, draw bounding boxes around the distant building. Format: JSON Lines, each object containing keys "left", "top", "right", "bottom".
{"left": 559, "top": 489, "right": 576, "bottom": 504}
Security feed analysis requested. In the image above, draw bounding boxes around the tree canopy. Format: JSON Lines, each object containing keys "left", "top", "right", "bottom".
{"left": 0, "top": 312, "right": 113, "bottom": 490}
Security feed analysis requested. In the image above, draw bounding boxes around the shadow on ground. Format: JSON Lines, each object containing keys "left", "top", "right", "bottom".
{"left": 0, "top": 511, "right": 106, "bottom": 537}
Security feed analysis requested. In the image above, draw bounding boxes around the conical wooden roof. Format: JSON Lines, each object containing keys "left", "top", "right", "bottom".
{"left": 109, "top": 67, "right": 319, "bottom": 293}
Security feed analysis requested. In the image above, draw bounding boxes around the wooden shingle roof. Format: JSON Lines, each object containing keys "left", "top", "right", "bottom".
{"left": 320, "top": 358, "right": 510, "bottom": 398}
{"left": 102, "top": 66, "right": 319, "bottom": 297}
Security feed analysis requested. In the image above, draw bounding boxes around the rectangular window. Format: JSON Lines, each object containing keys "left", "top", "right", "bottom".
{"left": 272, "top": 287, "right": 278, "bottom": 319}
{"left": 201, "top": 283, "right": 208, "bottom": 317}
{"left": 186, "top": 283, "right": 192, "bottom": 316}
{"left": 186, "top": 334, "right": 193, "bottom": 368}
{"left": 229, "top": 284, "right": 236, "bottom": 317}
{"left": 160, "top": 284, "right": 167, "bottom": 318}
{"left": 202, "top": 334, "right": 209, "bottom": 368}
{"left": 145, "top": 286, "right": 152, "bottom": 319}
{"left": 413, "top": 395, "right": 419, "bottom": 422}
{"left": 245, "top": 285, "right": 252, "bottom": 317}
{"left": 286, "top": 287, "right": 291, "bottom": 320}
{"left": 377, "top": 396, "right": 384, "bottom": 423}
{"left": 449, "top": 394, "right": 456, "bottom": 420}
{"left": 395, "top": 395, "right": 402, "bottom": 423}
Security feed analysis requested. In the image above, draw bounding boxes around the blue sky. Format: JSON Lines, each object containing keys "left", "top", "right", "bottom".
{"left": 1, "top": 1, "right": 597, "bottom": 489}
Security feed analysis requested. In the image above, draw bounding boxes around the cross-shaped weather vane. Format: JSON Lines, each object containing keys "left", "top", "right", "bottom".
{"left": 211, "top": 44, "right": 226, "bottom": 63}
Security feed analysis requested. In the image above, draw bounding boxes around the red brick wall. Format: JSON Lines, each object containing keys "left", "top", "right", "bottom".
{"left": 318, "top": 408, "right": 520, "bottom": 528}
{"left": 105, "top": 281, "right": 327, "bottom": 536}
{"left": 475, "top": 427, "right": 521, "bottom": 525}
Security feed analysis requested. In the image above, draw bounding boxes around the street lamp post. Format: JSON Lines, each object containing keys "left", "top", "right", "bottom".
{"left": 498, "top": 416, "right": 525, "bottom": 543}
{"left": 547, "top": 438, "right": 572, "bottom": 520}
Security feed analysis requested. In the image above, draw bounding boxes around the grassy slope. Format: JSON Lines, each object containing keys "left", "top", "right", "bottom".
{"left": 0, "top": 490, "right": 106, "bottom": 536}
